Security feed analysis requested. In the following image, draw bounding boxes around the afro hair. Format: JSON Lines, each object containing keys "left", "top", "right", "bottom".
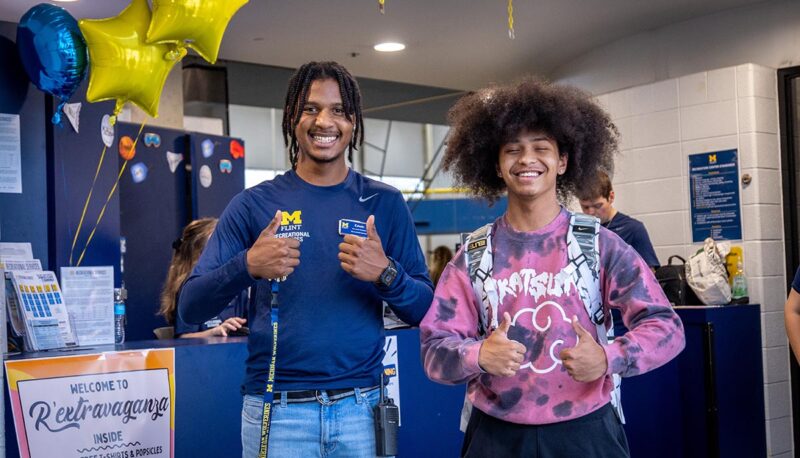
{"left": 442, "top": 77, "right": 618, "bottom": 202}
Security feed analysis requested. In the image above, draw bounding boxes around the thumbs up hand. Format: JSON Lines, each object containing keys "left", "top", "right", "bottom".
{"left": 246, "top": 210, "right": 301, "bottom": 280}
{"left": 559, "top": 316, "right": 608, "bottom": 382}
{"left": 338, "top": 215, "right": 390, "bottom": 282}
{"left": 478, "top": 312, "right": 527, "bottom": 377}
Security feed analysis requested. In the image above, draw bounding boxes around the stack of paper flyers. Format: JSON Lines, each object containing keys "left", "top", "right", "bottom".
{"left": 3, "top": 259, "right": 42, "bottom": 340}
{"left": 9, "top": 271, "right": 78, "bottom": 351}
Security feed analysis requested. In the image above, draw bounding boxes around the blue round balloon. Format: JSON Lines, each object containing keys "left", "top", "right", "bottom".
{"left": 16, "top": 3, "right": 88, "bottom": 124}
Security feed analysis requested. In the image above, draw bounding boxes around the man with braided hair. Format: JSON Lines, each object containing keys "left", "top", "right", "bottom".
{"left": 179, "top": 61, "right": 433, "bottom": 457}
{"left": 420, "top": 78, "right": 684, "bottom": 457}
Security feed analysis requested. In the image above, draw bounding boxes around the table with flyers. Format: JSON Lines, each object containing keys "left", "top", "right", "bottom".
{"left": 3, "top": 329, "right": 466, "bottom": 458}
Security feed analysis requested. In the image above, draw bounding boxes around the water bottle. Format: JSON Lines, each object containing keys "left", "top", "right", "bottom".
{"left": 114, "top": 287, "right": 127, "bottom": 344}
{"left": 731, "top": 260, "right": 749, "bottom": 300}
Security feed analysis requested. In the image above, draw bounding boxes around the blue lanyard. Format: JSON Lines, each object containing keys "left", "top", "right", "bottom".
{"left": 258, "top": 281, "right": 280, "bottom": 458}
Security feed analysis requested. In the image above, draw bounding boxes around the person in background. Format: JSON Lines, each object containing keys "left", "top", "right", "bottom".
{"left": 178, "top": 61, "right": 433, "bottom": 457}
{"left": 577, "top": 171, "right": 660, "bottom": 270}
{"left": 429, "top": 245, "right": 454, "bottom": 286}
{"left": 159, "top": 218, "right": 247, "bottom": 338}
{"left": 784, "top": 266, "right": 800, "bottom": 363}
{"left": 420, "top": 77, "right": 684, "bottom": 457}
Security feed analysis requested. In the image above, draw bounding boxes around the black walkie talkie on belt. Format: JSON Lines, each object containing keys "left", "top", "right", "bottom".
{"left": 375, "top": 372, "right": 399, "bottom": 456}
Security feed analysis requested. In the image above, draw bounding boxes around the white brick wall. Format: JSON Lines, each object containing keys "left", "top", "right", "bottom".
{"left": 601, "top": 63, "right": 791, "bottom": 456}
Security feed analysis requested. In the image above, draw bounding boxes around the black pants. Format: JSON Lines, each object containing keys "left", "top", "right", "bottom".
{"left": 462, "top": 404, "right": 630, "bottom": 458}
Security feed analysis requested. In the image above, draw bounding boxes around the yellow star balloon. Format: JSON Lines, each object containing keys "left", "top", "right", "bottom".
{"left": 79, "top": 0, "right": 186, "bottom": 118}
{"left": 146, "top": 0, "right": 249, "bottom": 64}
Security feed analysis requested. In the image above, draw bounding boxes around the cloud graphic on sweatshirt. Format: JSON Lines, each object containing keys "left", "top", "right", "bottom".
{"left": 512, "top": 300, "right": 573, "bottom": 374}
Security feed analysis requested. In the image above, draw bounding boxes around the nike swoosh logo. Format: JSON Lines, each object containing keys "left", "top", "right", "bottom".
{"left": 359, "top": 193, "right": 378, "bottom": 202}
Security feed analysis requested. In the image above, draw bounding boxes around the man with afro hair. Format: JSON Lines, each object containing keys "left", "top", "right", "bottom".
{"left": 420, "top": 78, "right": 685, "bottom": 457}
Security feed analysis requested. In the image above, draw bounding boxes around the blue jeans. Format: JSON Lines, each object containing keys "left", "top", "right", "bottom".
{"left": 242, "top": 388, "right": 382, "bottom": 458}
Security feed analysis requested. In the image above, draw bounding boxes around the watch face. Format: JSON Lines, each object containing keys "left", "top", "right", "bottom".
{"left": 381, "top": 262, "right": 398, "bottom": 286}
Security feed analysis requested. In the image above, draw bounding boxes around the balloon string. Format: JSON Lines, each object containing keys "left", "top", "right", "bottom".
{"left": 508, "top": 0, "right": 515, "bottom": 39}
{"left": 76, "top": 119, "right": 146, "bottom": 266}
{"left": 69, "top": 102, "right": 126, "bottom": 265}
{"left": 69, "top": 144, "right": 108, "bottom": 266}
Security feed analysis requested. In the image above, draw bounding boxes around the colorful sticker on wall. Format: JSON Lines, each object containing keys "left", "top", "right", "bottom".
{"left": 118, "top": 136, "right": 136, "bottom": 161}
{"left": 219, "top": 159, "right": 232, "bottom": 174}
{"left": 199, "top": 165, "right": 212, "bottom": 188}
{"left": 5, "top": 349, "right": 175, "bottom": 458}
{"left": 131, "top": 162, "right": 148, "bottom": 183}
{"left": 62, "top": 102, "right": 81, "bottom": 133}
{"left": 201, "top": 139, "right": 215, "bottom": 158}
{"left": 166, "top": 151, "right": 183, "bottom": 173}
{"left": 101, "top": 114, "right": 114, "bottom": 147}
{"left": 144, "top": 132, "right": 161, "bottom": 148}
{"left": 230, "top": 139, "right": 244, "bottom": 159}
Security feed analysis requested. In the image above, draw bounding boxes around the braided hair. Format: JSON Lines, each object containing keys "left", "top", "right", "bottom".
{"left": 282, "top": 61, "right": 365, "bottom": 169}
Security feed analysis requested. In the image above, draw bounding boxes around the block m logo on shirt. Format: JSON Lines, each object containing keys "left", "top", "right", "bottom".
{"left": 281, "top": 210, "right": 302, "bottom": 225}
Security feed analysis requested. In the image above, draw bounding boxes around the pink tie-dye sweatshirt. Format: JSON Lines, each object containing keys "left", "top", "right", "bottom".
{"left": 420, "top": 209, "right": 685, "bottom": 425}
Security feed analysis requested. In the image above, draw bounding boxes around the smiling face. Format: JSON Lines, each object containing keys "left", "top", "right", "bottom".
{"left": 497, "top": 129, "right": 567, "bottom": 203}
{"left": 294, "top": 78, "right": 354, "bottom": 165}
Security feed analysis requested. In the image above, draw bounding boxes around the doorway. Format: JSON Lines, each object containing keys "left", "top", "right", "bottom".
{"left": 778, "top": 66, "right": 800, "bottom": 457}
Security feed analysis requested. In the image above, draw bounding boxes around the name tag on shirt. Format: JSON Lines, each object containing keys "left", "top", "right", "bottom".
{"left": 338, "top": 219, "right": 368, "bottom": 237}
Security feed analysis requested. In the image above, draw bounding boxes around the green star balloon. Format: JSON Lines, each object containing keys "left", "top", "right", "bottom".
{"left": 146, "top": 0, "right": 249, "bottom": 64}
{"left": 79, "top": 0, "right": 185, "bottom": 118}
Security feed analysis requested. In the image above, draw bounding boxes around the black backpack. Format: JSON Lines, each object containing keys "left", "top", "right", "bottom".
{"left": 655, "top": 255, "right": 701, "bottom": 306}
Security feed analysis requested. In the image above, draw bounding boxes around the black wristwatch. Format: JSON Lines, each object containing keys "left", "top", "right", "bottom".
{"left": 376, "top": 257, "right": 398, "bottom": 288}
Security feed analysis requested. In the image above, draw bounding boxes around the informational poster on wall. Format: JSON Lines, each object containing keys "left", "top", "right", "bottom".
{"left": 0, "top": 113, "right": 22, "bottom": 193}
{"left": 689, "top": 149, "right": 742, "bottom": 242}
{"left": 6, "top": 348, "right": 175, "bottom": 458}
{"left": 382, "top": 335, "right": 401, "bottom": 424}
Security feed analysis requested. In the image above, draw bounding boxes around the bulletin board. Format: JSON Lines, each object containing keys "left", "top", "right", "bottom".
{"left": 688, "top": 149, "right": 742, "bottom": 242}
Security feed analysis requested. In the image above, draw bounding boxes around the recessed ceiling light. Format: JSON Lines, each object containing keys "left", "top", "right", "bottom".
{"left": 374, "top": 42, "right": 405, "bottom": 52}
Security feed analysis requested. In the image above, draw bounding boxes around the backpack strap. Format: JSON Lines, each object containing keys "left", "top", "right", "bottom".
{"left": 565, "top": 212, "right": 603, "bottom": 326}
{"left": 464, "top": 223, "right": 498, "bottom": 336}
{"left": 566, "top": 211, "right": 625, "bottom": 423}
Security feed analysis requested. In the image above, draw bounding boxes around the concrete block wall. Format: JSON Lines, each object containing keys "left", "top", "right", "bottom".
{"left": 595, "top": 63, "right": 791, "bottom": 457}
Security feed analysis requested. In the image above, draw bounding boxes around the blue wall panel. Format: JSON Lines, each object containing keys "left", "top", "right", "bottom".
{"left": 411, "top": 197, "right": 507, "bottom": 235}
{"left": 117, "top": 123, "right": 190, "bottom": 340}
{"left": 48, "top": 80, "right": 119, "bottom": 282}
{"left": 0, "top": 22, "right": 48, "bottom": 265}
{"left": 187, "top": 132, "right": 245, "bottom": 220}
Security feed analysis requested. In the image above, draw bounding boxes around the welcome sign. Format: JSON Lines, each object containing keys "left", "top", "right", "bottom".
{"left": 6, "top": 349, "right": 175, "bottom": 458}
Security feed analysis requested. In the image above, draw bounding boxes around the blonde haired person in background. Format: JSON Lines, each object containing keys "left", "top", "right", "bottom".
{"left": 159, "top": 218, "right": 247, "bottom": 338}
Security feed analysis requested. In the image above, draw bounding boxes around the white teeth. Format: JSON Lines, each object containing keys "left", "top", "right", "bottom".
{"left": 518, "top": 171, "right": 541, "bottom": 177}
{"left": 312, "top": 135, "right": 337, "bottom": 143}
